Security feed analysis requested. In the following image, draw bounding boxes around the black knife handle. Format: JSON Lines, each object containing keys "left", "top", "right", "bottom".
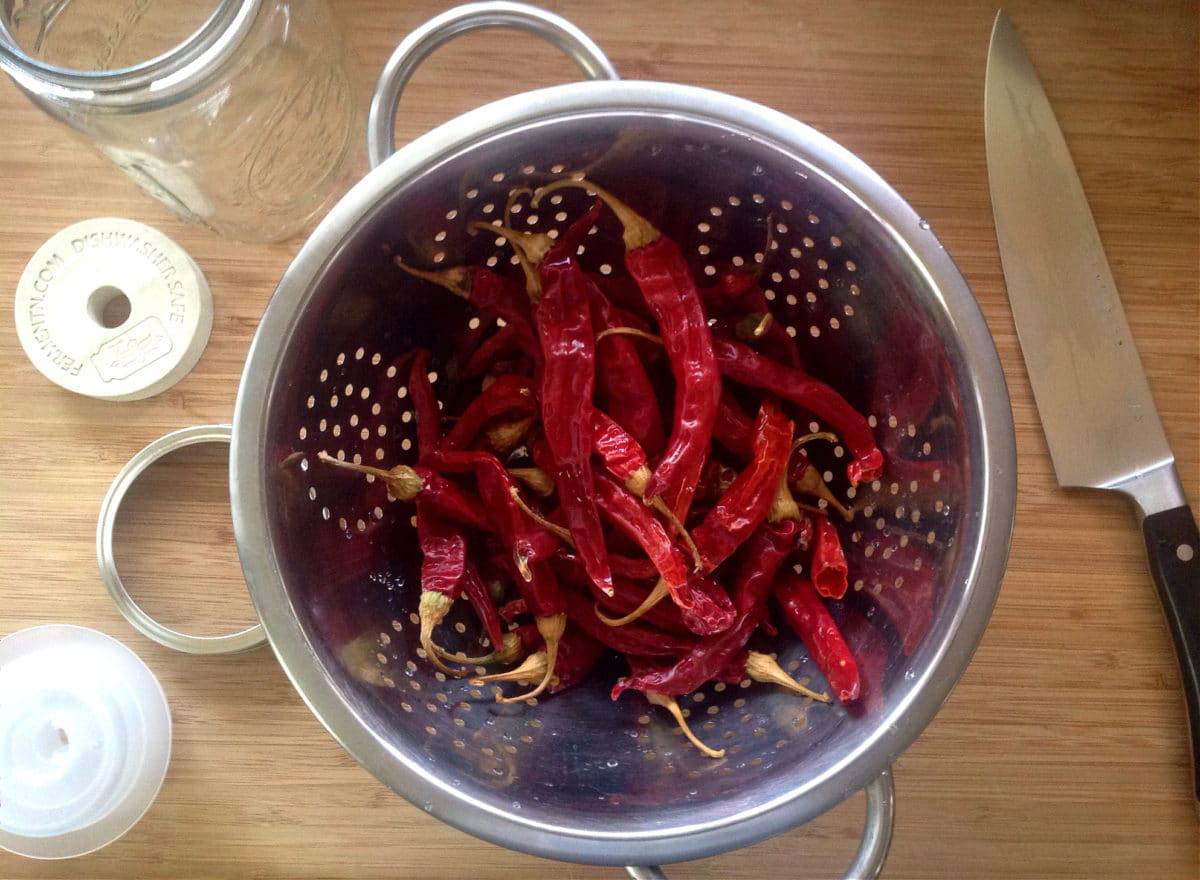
{"left": 1143, "top": 503, "right": 1200, "bottom": 803}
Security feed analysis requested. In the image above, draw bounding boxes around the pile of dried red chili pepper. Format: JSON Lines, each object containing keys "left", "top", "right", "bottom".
{"left": 322, "top": 178, "right": 886, "bottom": 758}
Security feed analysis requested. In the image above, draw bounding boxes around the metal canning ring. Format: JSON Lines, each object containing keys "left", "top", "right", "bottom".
{"left": 96, "top": 424, "right": 265, "bottom": 654}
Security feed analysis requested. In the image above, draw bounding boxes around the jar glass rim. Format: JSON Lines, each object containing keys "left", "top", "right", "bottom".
{"left": 0, "top": 0, "right": 260, "bottom": 105}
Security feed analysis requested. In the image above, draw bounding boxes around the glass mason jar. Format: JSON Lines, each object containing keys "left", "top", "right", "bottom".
{"left": 0, "top": 0, "right": 361, "bottom": 242}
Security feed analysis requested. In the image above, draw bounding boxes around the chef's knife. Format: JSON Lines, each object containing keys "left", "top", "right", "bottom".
{"left": 985, "top": 10, "right": 1200, "bottom": 802}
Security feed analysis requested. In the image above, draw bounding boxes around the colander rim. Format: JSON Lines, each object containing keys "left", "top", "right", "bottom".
{"left": 231, "top": 78, "right": 1016, "bottom": 866}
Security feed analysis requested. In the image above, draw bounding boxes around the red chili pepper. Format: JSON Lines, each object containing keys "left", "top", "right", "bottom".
{"left": 551, "top": 556, "right": 693, "bottom": 636}
{"left": 774, "top": 573, "right": 861, "bottom": 703}
{"left": 590, "top": 284, "right": 666, "bottom": 456}
{"left": 416, "top": 503, "right": 466, "bottom": 597}
{"left": 562, "top": 589, "right": 695, "bottom": 658}
{"left": 694, "top": 458, "right": 741, "bottom": 507}
{"left": 459, "top": 559, "right": 506, "bottom": 652}
{"left": 591, "top": 472, "right": 729, "bottom": 635}
{"left": 535, "top": 240, "right": 613, "bottom": 596}
{"left": 533, "top": 180, "right": 720, "bottom": 520}
{"left": 317, "top": 455, "right": 492, "bottom": 533}
{"left": 443, "top": 374, "right": 536, "bottom": 451}
{"left": 674, "top": 574, "right": 736, "bottom": 636}
{"left": 475, "top": 625, "right": 603, "bottom": 696}
{"left": 692, "top": 400, "right": 793, "bottom": 572}
{"left": 708, "top": 270, "right": 802, "bottom": 367}
{"left": 592, "top": 409, "right": 650, "bottom": 485}
{"left": 612, "top": 521, "right": 825, "bottom": 758}
{"left": 611, "top": 520, "right": 800, "bottom": 699}
{"left": 593, "top": 473, "right": 688, "bottom": 592}
{"left": 608, "top": 554, "right": 659, "bottom": 580}
{"left": 712, "top": 336, "right": 884, "bottom": 485}
{"left": 588, "top": 410, "right": 702, "bottom": 571}
{"left": 810, "top": 513, "right": 849, "bottom": 599}
{"left": 408, "top": 349, "right": 442, "bottom": 460}
{"left": 712, "top": 390, "right": 756, "bottom": 460}
{"left": 396, "top": 262, "right": 539, "bottom": 362}
{"left": 461, "top": 323, "right": 529, "bottom": 379}
{"left": 498, "top": 597, "right": 528, "bottom": 623}
{"left": 428, "top": 448, "right": 568, "bottom": 703}
{"left": 413, "top": 501, "right": 468, "bottom": 674}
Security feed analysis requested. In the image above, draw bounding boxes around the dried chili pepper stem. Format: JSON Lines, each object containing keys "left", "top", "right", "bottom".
{"left": 394, "top": 259, "right": 472, "bottom": 298}
{"left": 745, "top": 651, "right": 830, "bottom": 702}
{"left": 494, "top": 612, "right": 566, "bottom": 704}
{"left": 447, "top": 630, "right": 526, "bottom": 666}
{"left": 792, "top": 431, "right": 839, "bottom": 450}
{"left": 736, "top": 312, "right": 773, "bottom": 340}
{"left": 467, "top": 221, "right": 547, "bottom": 301}
{"left": 418, "top": 591, "right": 465, "bottom": 676}
{"left": 317, "top": 452, "right": 422, "bottom": 500}
{"left": 769, "top": 472, "right": 803, "bottom": 523}
{"left": 754, "top": 213, "right": 778, "bottom": 280}
{"left": 595, "top": 577, "right": 668, "bottom": 627}
{"left": 504, "top": 186, "right": 533, "bottom": 227}
{"left": 509, "top": 486, "right": 574, "bottom": 545}
{"left": 595, "top": 326, "right": 663, "bottom": 345}
{"left": 645, "top": 692, "right": 725, "bottom": 759}
{"left": 508, "top": 467, "right": 555, "bottom": 497}
{"left": 471, "top": 650, "right": 547, "bottom": 687}
{"left": 532, "top": 178, "right": 660, "bottom": 250}
{"left": 793, "top": 463, "right": 854, "bottom": 521}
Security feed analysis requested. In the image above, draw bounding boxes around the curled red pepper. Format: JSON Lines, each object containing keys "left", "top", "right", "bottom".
{"left": 712, "top": 336, "right": 883, "bottom": 485}
{"left": 534, "top": 179, "right": 720, "bottom": 520}
{"left": 692, "top": 400, "right": 793, "bottom": 572}
{"left": 774, "top": 573, "right": 861, "bottom": 703}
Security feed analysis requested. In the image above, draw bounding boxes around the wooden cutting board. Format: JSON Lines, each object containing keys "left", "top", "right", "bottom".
{"left": 0, "top": 1, "right": 1196, "bottom": 877}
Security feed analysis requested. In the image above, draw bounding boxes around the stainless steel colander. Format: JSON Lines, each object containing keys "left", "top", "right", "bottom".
{"left": 101, "top": 4, "right": 1015, "bottom": 877}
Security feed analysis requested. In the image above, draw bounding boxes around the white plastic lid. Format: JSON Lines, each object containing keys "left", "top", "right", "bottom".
{"left": 0, "top": 625, "right": 172, "bottom": 859}
{"left": 13, "top": 218, "right": 212, "bottom": 401}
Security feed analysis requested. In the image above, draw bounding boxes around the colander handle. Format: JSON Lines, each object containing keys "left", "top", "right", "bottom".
{"left": 625, "top": 768, "right": 895, "bottom": 880}
{"left": 97, "top": 424, "right": 267, "bottom": 655}
{"left": 367, "top": 1, "right": 619, "bottom": 168}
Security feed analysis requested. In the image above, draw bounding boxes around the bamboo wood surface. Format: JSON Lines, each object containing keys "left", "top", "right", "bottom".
{"left": 0, "top": 1, "right": 1197, "bottom": 877}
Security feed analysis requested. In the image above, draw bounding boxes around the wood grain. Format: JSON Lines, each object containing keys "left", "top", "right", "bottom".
{"left": 1, "top": 1, "right": 1197, "bottom": 877}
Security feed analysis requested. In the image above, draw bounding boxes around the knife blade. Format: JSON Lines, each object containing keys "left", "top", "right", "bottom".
{"left": 986, "top": 9, "right": 1200, "bottom": 804}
